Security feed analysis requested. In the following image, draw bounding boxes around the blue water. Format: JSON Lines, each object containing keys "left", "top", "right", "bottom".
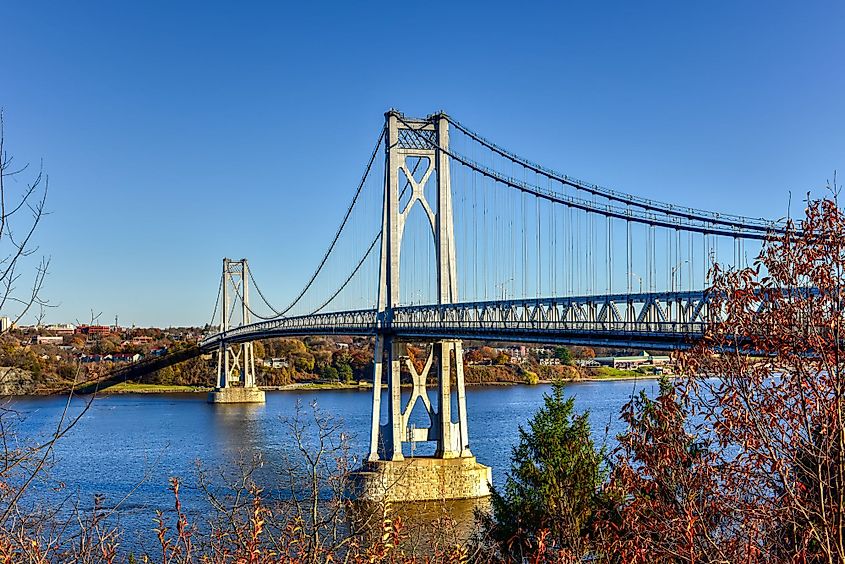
{"left": 8, "top": 379, "right": 659, "bottom": 549}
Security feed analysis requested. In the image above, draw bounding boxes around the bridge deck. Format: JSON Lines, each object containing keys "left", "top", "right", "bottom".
{"left": 200, "top": 291, "right": 711, "bottom": 352}
{"left": 82, "top": 292, "right": 710, "bottom": 384}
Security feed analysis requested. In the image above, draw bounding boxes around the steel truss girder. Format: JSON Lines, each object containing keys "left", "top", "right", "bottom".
{"left": 199, "top": 290, "right": 716, "bottom": 352}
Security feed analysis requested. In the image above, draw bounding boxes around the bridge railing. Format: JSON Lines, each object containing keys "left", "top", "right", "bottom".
{"left": 199, "top": 309, "right": 379, "bottom": 350}
{"left": 389, "top": 309, "right": 709, "bottom": 335}
{"left": 199, "top": 291, "right": 715, "bottom": 351}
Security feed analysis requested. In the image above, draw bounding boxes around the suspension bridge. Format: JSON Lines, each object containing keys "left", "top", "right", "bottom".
{"left": 166, "top": 110, "right": 781, "bottom": 500}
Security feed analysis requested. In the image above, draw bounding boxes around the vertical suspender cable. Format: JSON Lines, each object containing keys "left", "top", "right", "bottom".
{"left": 522, "top": 179, "right": 527, "bottom": 299}
{"left": 607, "top": 216, "right": 612, "bottom": 295}
{"left": 575, "top": 208, "right": 579, "bottom": 295}
{"left": 549, "top": 179, "right": 554, "bottom": 296}
{"left": 626, "top": 218, "right": 632, "bottom": 294}
{"left": 676, "top": 229, "right": 681, "bottom": 292}
{"left": 536, "top": 190, "right": 541, "bottom": 299}
{"left": 688, "top": 230, "right": 693, "bottom": 293}
{"left": 473, "top": 147, "right": 478, "bottom": 301}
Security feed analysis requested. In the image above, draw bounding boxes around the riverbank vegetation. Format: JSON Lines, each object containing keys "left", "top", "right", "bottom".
{"left": 0, "top": 326, "right": 664, "bottom": 395}
{"left": 100, "top": 382, "right": 209, "bottom": 394}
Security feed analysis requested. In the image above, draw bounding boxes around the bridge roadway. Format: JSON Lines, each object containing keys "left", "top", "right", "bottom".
{"left": 199, "top": 290, "right": 712, "bottom": 352}
{"left": 80, "top": 290, "right": 710, "bottom": 390}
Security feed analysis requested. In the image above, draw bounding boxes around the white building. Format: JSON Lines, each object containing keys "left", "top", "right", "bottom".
{"left": 35, "top": 335, "right": 64, "bottom": 345}
{"left": 593, "top": 351, "right": 672, "bottom": 370}
{"left": 262, "top": 358, "right": 289, "bottom": 369}
{"left": 45, "top": 323, "right": 75, "bottom": 335}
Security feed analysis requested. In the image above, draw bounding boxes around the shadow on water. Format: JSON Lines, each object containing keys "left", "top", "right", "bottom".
{"left": 205, "top": 401, "right": 282, "bottom": 487}
{"left": 397, "top": 496, "right": 491, "bottom": 544}
{"left": 209, "top": 402, "right": 266, "bottom": 443}
{"left": 350, "top": 496, "right": 491, "bottom": 551}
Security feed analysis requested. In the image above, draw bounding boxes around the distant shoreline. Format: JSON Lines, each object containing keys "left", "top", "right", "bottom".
{"left": 90, "top": 373, "right": 671, "bottom": 396}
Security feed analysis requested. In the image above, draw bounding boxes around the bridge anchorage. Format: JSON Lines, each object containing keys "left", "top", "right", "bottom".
{"left": 207, "top": 258, "right": 265, "bottom": 404}
{"left": 352, "top": 111, "right": 491, "bottom": 503}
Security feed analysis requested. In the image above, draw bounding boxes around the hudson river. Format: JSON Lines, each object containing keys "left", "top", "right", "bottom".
{"left": 10, "top": 379, "right": 660, "bottom": 550}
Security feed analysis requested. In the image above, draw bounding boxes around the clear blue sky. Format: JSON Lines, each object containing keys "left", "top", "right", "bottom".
{"left": 2, "top": 1, "right": 843, "bottom": 327}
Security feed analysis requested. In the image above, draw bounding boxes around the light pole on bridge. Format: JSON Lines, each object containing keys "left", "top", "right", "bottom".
{"left": 495, "top": 277, "right": 514, "bottom": 301}
{"left": 670, "top": 260, "right": 690, "bottom": 294}
{"left": 630, "top": 272, "right": 644, "bottom": 294}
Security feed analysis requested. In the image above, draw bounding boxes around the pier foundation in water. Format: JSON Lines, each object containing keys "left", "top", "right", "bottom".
{"left": 352, "top": 457, "right": 491, "bottom": 502}
{"left": 207, "top": 386, "right": 265, "bottom": 404}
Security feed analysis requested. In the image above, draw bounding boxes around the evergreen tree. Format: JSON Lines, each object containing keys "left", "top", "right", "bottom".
{"left": 554, "top": 346, "right": 573, "bottom": 365}
{"left": 337, "top": 363, "right": 353, "bottom": 383}
{"left": 485, "top": 381, "right": 604, "bottom": 560}
{"left": 321, "top": 365, "right": 339, "bottom": 381}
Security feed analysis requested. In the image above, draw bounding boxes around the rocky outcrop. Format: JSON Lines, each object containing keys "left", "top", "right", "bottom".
{"left": 0, "top": 367, "right": 39, "bottom": 395}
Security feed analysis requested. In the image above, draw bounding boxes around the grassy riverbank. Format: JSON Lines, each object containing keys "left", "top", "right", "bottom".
{"left": 585, "top": 366, "right": 668, "bottom": 380}
{"left": 99, "top": 382, "right": 211, "bottom": 394}
{"left": 94, "top": 369, "right": 667, "bottom": 395}
{"left": 96, "top": 381, "right": 370, "bottom": 394}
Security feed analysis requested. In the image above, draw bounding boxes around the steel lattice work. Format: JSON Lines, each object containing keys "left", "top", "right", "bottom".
{"left": 198, "top": 290, "right": 712, "bottom": 352}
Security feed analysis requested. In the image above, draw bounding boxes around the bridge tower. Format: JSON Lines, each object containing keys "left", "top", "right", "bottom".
{"left": 208, "top": 258, "right": 266, "bottom": 404}
{"left": 356, "top": 111, "right": 491, "bottom": 501}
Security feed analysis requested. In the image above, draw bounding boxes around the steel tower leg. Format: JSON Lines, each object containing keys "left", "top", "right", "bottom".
{"left": 367, "top": 335, "right": 385, "bottom": 462}
{"left": 386, "top": 338, "right": 404, "bottom": 460}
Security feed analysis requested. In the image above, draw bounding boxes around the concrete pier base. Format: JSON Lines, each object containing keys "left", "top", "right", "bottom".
{"left": 207, "top": 387, "right": 266, "bottom": 404}
{"left": 351, "top": 457, "right": 491, "bottom": 502}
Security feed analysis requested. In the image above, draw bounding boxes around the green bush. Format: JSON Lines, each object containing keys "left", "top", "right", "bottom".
{"left": 554, "top": 346, "right": 573, "bottom": 365}
{"left": 321, "top": 365, "right": 339, "bottom": 381}
{"left": 337, "top": 363, "right": 353, "bottom": 383}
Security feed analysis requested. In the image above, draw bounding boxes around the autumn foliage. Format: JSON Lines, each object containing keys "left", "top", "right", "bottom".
{"left": 596, "top": 195, "right": 845, "bottom": 562}
{"left": 479, "top": 195, "right": 845, "bottom": 563}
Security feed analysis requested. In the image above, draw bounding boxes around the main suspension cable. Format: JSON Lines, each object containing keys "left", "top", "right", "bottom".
{"left": 208, "top": 275, "right": 223, "bottom": 329}
{"left": 446, "top": 115, "right": 775, "bottom": 232}
{"left": 303, "top": 156, "right": 423, "bottom": 315}
{"left": 393, "top": 115, "right": 772, "bottom": 241}
{"left": 270, "top": 127, "right": 385, "bottom": 317}
{"left": 311, "top": 232, "right": 381, "bottom": 315}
